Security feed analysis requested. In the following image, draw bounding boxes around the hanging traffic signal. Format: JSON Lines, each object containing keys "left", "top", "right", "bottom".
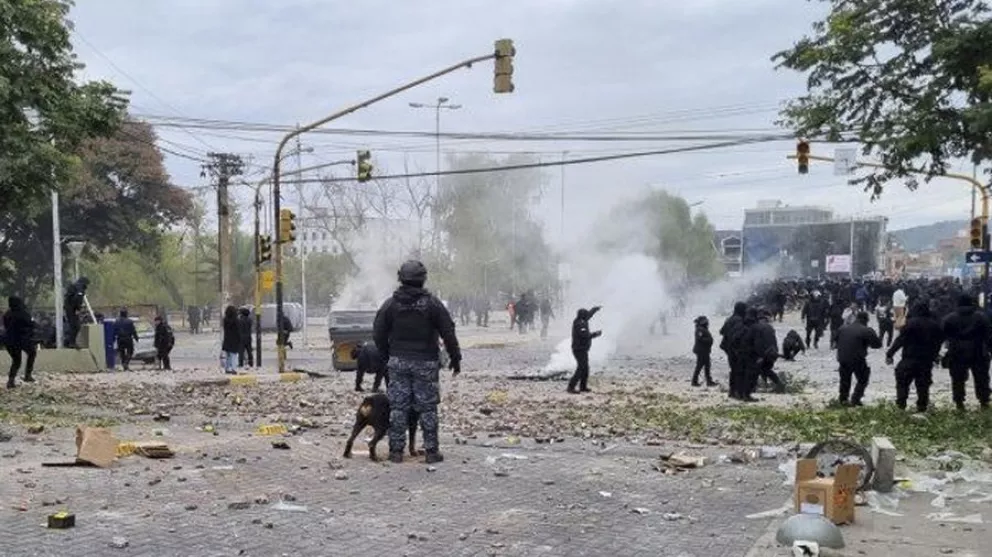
{"left": 279, "top": 209, "right": 296, "bottom": 244}
{"left": 797, "top": 140, "right": 810, "bottom": 174}
{"left": 970, "top": 217, "right": 984, "bottom": 249}
{"left": 356, "top": 150, "right": 372, "bottom": 182}
{"left": 259, "top": 234, "right": 272, "bottom": 263}
{"left": 494, "top": 39, "right": 515, "bottom": 93}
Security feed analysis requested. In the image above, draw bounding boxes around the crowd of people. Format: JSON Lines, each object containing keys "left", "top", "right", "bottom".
{"left": 709, "top": 277, "right": 992, "bottom": 411}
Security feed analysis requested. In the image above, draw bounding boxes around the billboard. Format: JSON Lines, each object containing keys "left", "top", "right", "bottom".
{"left": 825, "top": 254, "right": 852, "bottom": 273}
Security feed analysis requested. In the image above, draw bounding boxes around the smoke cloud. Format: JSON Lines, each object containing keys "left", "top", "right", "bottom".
{"left": 332, "top": 220, "right": 421, "bottom": 310}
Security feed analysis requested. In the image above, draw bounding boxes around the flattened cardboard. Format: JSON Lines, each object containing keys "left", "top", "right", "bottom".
{"left": 75, "top": 426, "right": 118, "bottom": 468}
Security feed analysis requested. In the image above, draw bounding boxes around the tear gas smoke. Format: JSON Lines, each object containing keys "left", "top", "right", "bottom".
{"left": 542, "top": 190, "right": 777, "bottom": 372}
{"left": 332, "top": 220, "right": 422, "bottom": 310}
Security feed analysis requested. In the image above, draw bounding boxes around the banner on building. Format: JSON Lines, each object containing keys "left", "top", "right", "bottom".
{"left": 825, "top": 254, "right": 852, "bottom": 274}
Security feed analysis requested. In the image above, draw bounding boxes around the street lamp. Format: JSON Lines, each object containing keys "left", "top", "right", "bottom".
{"left": 66, "top": 241, "right": 85, "bottom": 280}
{"left": 410, "top": 97, "right": 461, "bottom": 252}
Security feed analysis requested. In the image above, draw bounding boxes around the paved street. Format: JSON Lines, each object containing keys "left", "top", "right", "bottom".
{"left": 1, "top": 315, "right": 989, "bottom": 556}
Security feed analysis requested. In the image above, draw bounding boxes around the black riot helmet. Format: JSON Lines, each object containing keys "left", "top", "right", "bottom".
{"left": 397, "top": 260, "right": 428, "bottom": 287}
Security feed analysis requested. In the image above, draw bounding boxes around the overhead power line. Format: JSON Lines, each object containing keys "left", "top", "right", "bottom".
{"left": 278, "top": 135, "right": 795, "bottom": 185}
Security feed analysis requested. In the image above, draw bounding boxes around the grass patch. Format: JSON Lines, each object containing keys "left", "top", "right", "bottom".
{"left": 569, "top": 400, "right": 992, "bottom": 458}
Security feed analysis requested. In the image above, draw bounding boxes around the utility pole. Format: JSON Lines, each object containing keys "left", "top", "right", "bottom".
{"left": 292, "top": 129, "right": 313, "bottom": 345}
{"left": 560, "top": 150, "right": 568, "bottom": 244}
{"left": 203, "top": 153, "right": 245, "bottom": 313}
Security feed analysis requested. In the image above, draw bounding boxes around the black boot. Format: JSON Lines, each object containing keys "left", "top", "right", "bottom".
{"left": 388, "top": 452, "right": 403, "bottom": 464}
{"left": 425, "top": 451, "right": 444, "bottom": 464}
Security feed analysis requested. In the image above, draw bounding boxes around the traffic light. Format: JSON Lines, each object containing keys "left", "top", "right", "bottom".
{"left": 970, "top": 217, "right": 984, "bottom": 249}
{"left": 494, "top": 38, "right": 515, "bottom": 94}
{"left": 797, "top": 139, "right": 810, "bottom": 174}
{"left": 259, "top": 234, "right": 272, "bottom": 263}
{"left": 356, "top": 150, "right": 372, "bottom": 182}
{"left": 279, "top": 209, "right": 296, "bottom": 244}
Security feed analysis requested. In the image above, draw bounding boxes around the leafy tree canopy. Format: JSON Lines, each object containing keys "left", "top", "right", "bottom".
{"left": 773, "top": 0, "right": 992, "bottom": 196}
{"left": 1, "top": 119, "right": 193, "bottom": 302}
{"left": 0, "top": 0, "right": 128, "bottom": 212}
{"left": 597, "top": 190, "right": 723, "bottom": 285}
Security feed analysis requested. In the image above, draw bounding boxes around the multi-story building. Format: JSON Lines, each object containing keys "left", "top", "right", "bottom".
{"left": 713, "top": 230, "right": 743, "bottom": 276}
{"left": 291, "top": 206, "right": 420, "bottom": 262}
{"left": 741, "top": 200, "right": 888, "bottom": 277}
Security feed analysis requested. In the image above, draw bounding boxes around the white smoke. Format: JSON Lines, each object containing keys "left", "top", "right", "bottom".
{"left": 333, "top": 219, "right": 422, "bottom": 310}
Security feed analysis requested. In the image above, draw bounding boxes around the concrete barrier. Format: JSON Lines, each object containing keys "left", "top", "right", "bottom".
{"left": 0, "top": 324, "right": 104, "bottom": 373}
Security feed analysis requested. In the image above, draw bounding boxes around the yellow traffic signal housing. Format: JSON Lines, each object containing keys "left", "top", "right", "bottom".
{"left": 970, "top": 217, "right": 984, "bottom": 249}
{"left": 796, "top": 140, "right": 810, "bottom": 174}
{"left": 259, "top": 234, "right": 272, "bottom": 263}
{"left": 356, "top": 150, "right": 372, "bottom": 182}
{"left": 494, "top": 38, "right": 515, "bottom": 93}
{"left": 279, "top": 209, "right": 296, "bottom": 244}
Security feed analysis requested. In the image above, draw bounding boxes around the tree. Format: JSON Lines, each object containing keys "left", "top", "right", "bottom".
{"left": 772, "top": 0, "right": 992, "bottom": 196}
{"left": 434, "top": 154, "right": 556, "bottom": 298}
{"left": 0, "top": 0, "right": 128, "bottom": 213}
{"left": 598, "top": 190, "right": 723, "bottom": 284}
{"left": 0, "top": 119, "right": 193, "bottom": 301}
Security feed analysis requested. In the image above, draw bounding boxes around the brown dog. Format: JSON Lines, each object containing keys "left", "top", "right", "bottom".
{"left": 342, "top": 393, "right": 420, "bottom": 461}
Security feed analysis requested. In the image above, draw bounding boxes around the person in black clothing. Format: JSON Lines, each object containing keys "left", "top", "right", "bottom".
{"left": 876, "top": 301, "right": 895, "bottom": 347}
{"left": 801, "top": 291, "right": 827, "bottom": 349}
{"left": 567, "top": 306, "right": 602, "bottom": 394}
{"left": 352, "top": 341, "right": 386, "bottom": 392}
{"left": 886, "top": 301, "right": 942, "bottom": 412}
{"left": 113, "top": 308, "right": 139, "bottom": 371}
{"left": 278, "top": 314, "right": 294, "bottom": 350}
{"left": 3, "top": 296, "right": 37, "bottom": 389}
{"left": 237, "top": 307, "right": 253, "bottom": 368}
{"left": 691, "top": 315, "right": 716, "bottom": 387}
{"left": 781, "top": 329, "right": 806, "bottom": 361}
{"left": 941, "top": 294, "right": 991, "bottom": 410}
{"left": 373, "top": 260, "right": 461, "bottom": 464}
{"left": 719, "top": 302, "right": 748, "bottom": 399}
{"left": 772, "top": 289, "right": 787, "bottom": 322}
{"left": 734, "top": 308, "right": 763, "bottom": 402}
{"left": 828, "top": 298, "right": 846, "bottom": 350}
{"left": 753, "top": 309, "right": 784, "bottom": 393}
{"left": 539, "top": 297, "right": 555, "bottom": 340}
{"left": 153, "top": 315, "right": 175, "bottom": 371}
{"left": 835, "top": 311, "right": 883, "bottom": 406}
{"left": 63, "top": 277, "right": 89, "bottom": 348}
{"left": 221, "top": 305, "right": 241, "bottom": 374}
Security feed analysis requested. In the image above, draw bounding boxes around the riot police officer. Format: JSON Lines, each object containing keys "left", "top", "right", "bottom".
{"left": 373, "top": 260, "right": 461, "bottom": 464}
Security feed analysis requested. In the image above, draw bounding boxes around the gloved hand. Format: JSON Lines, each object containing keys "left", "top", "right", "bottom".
{"left": 450, "top": 359, "right": 461, "bottom": 376}
{"left": 885, "top": 356, "right": 893, "bottom": 366}
{"left": 591, "top": 305, "right": 602, "bottom": 312}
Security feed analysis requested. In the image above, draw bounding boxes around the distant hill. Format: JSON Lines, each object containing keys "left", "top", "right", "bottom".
{"left": 890, "top": 220, "right": 967, "bottom": 251}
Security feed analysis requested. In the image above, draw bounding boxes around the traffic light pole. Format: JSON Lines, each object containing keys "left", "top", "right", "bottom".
{"left": 253, "top": 182, "right": 264, "bottom": 368}
{"left": 271, "top": 49, "right": 501, "bottom": 373}
{"left": 789, "top": 152, "right": 991, "bottom": 305}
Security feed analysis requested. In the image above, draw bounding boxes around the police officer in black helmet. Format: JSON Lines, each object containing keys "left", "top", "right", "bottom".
{"left": 373, "top": 260, "right": 461, "bottom": 464}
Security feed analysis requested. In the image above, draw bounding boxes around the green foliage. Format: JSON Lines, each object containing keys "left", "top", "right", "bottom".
{"left": 772, "top": 0, "right": 992, "bottom": 196}
{"left": 570, "top": 397, "right": 992, "bottom": 458}
{"left": 434, "top": 154, "right": 557, "bottom": 297}
{"left": 0, "top": 0, "right": 128, "bottom": 212}
{"left": 0, "top": 119, "right": 193, "bottom": 302}
{"left": 598, "top": 190, "right": 723, "bottom": 283}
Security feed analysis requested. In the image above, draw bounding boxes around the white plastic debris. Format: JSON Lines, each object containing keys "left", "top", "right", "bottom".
{"left": 926, "top": 512, "right": 983, "bottom": 524}
{"left": 272, "top": 501, "right": 308, "bottom": 513}
{"left": 931, "top": 494, "right": 947, "bottom": 508}
{"left": 598, "top": 491, "right": 612, "bottom": 498}
{"left": 864, "top": 490, "right": 905, "bottom": 517}
{"left": 746, "top": 504, "right": 792, "bottom": 519}
{"left": 778, "top": 458, "right": 798, "bottom": 486}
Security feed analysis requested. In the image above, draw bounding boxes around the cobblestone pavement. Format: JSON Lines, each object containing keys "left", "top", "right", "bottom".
{"left": 0, "top": 423, "right": 789, "bottom": 556}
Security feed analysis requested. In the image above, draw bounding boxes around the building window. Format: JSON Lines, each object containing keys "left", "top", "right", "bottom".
{"left": 322, "top": 232, "right": 327, "bottom": 241}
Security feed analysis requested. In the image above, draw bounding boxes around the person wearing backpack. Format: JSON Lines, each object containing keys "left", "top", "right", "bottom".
{"left": 153, "top": 315, "right": 175, "bottom": 371}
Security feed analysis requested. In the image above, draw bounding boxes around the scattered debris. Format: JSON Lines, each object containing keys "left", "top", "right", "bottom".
{"left": 407, "top": 532, "right": 428, "bottom": 541}
{"left": 271, "top": 441, "right": 290, "bottom": 450}
{"left": 776, "top": 514, "right": 845, "bottom": 549}
{"left": 598, "top": 491, "right": 612, "bottom": 498}
{"left": 47, "top": 512, "right": 75, "bottom": 529}
{"left": 109, "top": 536, "right": 129, "bottom": 549}
{"left": 334, "top": 471, "right": 348, "bottom": 480}
{"left": 746, "top": 505, "right": 792, "bottom": 519}
{"left": 631, "top": 507, "right": 650, "bottom": 515}
{"left": 228, "top": 501, "right": 251, "bottom": 510}
{"left": 662, "top": 512, "right": 683, "bottom": 521}
{"left": 655, "top": 452, "right": 707, "bottom": 474}
{"left": 272, "top": 501, "right": 307, "bottom": 513}
{"left": 152, "top": 413, "right": 171, "bottom": 422}
{"left": 27, "top": 424, "right": 45, "bottom": 435}
{"left": 926, "top": 512, "right": 983, "bottom": 524}
{"left": 75, "top": 426, "right": 118, "bottom": 468}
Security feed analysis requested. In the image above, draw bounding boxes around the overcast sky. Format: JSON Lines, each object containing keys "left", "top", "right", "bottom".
{"left": 68, "top": 0, "right": 979, "bottom": 243}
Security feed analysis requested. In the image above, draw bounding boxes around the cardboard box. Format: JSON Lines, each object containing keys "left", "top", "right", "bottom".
{"left": 75, "top": 426, "right": 118, "bottom": 468}
{"left": 794, "top": 458, "right": 859, "bottom": 525}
